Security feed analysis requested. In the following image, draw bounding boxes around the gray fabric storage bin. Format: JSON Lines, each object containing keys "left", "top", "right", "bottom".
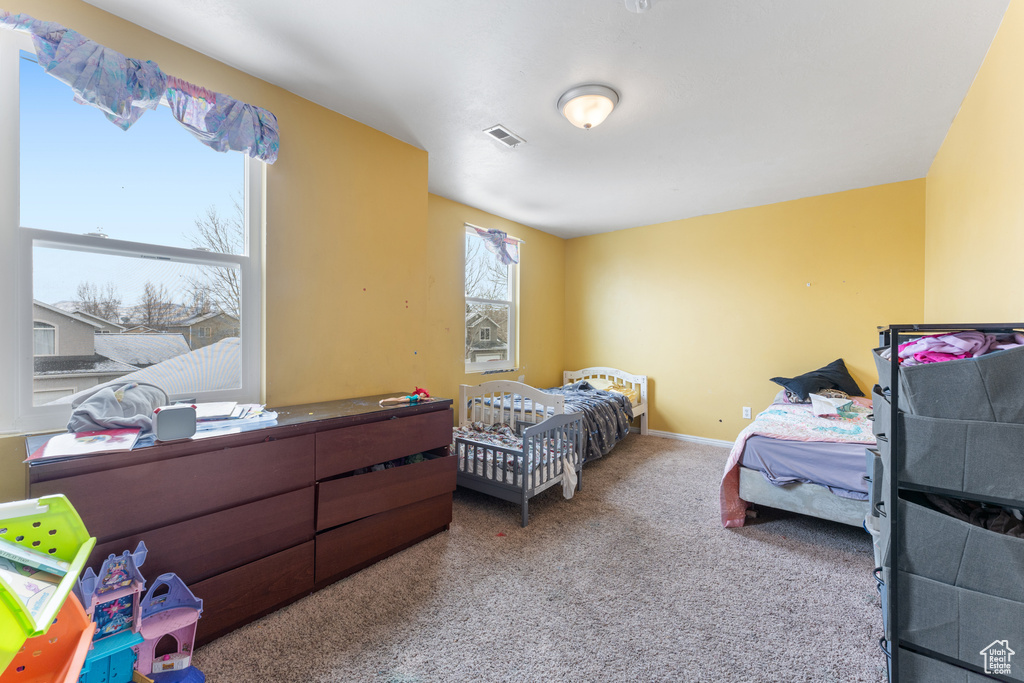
{"left": 873, "top": 344, "right": 1024, "bottom": 423}
{"left": 872, "top": 386, "right": 890, "bottom": 437}
{"left": 960, "top": 590, "right": 1024, "bottom": 680}
{"left": 898, "top": 572, "right": 959, "bottom": 655}
{"left": 897, "top": 498, "right": 1024, "bottom": 602}
{"left": 866, "top": 447, "right": 884, "bottom": 513}
{"left": 875, "top": 415, "right": 1024, "bottom": 503}
{"left": 896, "top": 567, "right": 1024, "bottom": 681}
{"left": 898, "top": 648, "right": 995, "bottom": 682}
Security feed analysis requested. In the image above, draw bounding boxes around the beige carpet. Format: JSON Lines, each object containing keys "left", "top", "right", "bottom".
{"left": 193, "top": 436, "right": 887, "bottom": 682}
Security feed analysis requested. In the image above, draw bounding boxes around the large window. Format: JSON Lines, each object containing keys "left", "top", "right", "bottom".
{"left": 0, "top": 32, "right": 263, "bottom": 432}
{"left": 465, "top": 225, "right": 517, "bottom": 372}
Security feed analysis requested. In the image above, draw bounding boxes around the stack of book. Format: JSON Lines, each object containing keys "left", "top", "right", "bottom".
{"left": 25, "top": 428, "right": 141, "bottom": 464}
{"left": 0, "top": 536, "right": 70, "bottom": 620}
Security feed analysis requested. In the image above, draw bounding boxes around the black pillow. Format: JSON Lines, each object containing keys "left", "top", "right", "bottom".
{"left": 770, "top": 359, "right": 863, "bottom": 401}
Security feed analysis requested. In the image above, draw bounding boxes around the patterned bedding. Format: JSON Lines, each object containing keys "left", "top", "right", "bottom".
{"left": 719, "top": 399, "right": 876, "bottom": 528}
{"left": 470, "top": 381, "right": 634, "bottom": 462}
{"left": 452, "top": 421, "right": 575, "bottom": 480}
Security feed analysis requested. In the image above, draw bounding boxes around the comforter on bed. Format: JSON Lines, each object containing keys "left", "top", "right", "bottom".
{"left": 719, "top": 399, "right": 875, "bottom": 528}
{"left": 467, "top": 381, "right": 634, "bottom": 463}
{"left": 547, "top": 382, "right": 633, "bottom": 462}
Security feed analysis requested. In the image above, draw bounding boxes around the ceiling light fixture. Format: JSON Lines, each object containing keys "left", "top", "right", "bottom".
{"left": 624, "top": 0, "right": 654, "bottom": 13}
{"left": 556, "top": 84, "right": 619, "bottom": 130}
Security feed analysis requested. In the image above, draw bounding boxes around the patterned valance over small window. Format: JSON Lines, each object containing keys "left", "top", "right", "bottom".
{"left": 472, "top": 227, "right": 521, "bottom": 265}
{"left": 0, "top": 9, "right": 280, "bottom": 163}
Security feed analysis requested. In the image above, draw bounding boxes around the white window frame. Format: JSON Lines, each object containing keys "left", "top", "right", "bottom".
{"left": 0, "top": 31, "right": 264, "bottom": 434}
{"left": 479, "top": 327, "right": 490, "bottom": 342}
{"left": 464, "top": 223, "right": 517, "bottom": 373}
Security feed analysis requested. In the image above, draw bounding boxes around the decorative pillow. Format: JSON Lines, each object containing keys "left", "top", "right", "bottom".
{"left": 770, "top": 359, "right": 863, "bottom": 401}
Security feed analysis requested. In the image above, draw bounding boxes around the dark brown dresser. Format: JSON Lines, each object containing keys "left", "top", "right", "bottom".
{"left": 27, "top": 395, "right": 454, "bottom": 645}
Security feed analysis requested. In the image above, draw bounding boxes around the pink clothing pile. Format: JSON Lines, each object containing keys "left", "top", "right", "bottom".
{"left": 895, "top": 331, "right": 1024, "bottom": 366}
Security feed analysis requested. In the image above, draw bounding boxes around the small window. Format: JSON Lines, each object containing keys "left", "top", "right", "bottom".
{"left": 465, "top": 225, "right": 517, "bottom": 372}
{"left": 33, "top": 321, "right": 55, "bottom": 356}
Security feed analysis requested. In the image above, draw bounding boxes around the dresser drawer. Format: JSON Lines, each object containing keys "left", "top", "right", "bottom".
{"left": 89, "top": 487, "right": 315, "bottom": 585}
{"left": 317, "top": 455, "right": 455, "bottom": 531}
{"left": 315, "top": 493, "right": 452, "bottom": 585}
{"left": 192, "top": 540, "right": 315, "bottom": 646}
{"left": 31, "top": 434, "right": 315, "bottom": 543}
{"left": 315, "top": 408, "right": 452, "bottom": 479}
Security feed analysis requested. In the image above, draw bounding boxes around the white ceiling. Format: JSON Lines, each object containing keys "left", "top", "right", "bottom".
{"left": 86, "top": 0, "right": 1009, "bottom": 239}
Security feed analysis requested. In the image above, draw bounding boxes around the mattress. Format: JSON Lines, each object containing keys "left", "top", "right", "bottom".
{"left": 739, "top": 435, "right": 869, "bottom": 500}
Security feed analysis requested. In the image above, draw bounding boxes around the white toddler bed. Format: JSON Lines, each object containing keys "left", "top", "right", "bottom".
{"left": 454, "top": 381, "right": 584, "bottom": 527}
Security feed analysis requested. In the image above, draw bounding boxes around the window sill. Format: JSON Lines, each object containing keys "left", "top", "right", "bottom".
{"left": 465, "top": 367, "right": 519, "bottom": 376}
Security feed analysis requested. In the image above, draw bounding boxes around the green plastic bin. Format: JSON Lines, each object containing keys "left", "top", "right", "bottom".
{"left": 0, "top": 495, "right": 96, "bottom": 675}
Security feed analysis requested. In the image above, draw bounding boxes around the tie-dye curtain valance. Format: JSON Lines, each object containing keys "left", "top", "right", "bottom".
{"left": 0, "top": 9, "right": 279, "bottom": 163}
{"left": 472, "top": 227, "right": 521, "bottom": 266}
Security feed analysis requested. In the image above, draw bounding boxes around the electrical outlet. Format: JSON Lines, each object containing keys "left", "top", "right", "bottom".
{"left": 742, "top": 406, "right": 752, "bottom": 419}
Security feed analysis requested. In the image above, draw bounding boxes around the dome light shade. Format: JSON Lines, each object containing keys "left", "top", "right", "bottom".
{"left": 557, "top": 85, "right": 619, "bottom": 129}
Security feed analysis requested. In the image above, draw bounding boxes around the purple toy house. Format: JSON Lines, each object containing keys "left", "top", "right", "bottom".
{"left": 136, "top": 573, "right": 203, "bottom": 677}
{"left": 76, "top": 541, "right": 148, "bottom": 643}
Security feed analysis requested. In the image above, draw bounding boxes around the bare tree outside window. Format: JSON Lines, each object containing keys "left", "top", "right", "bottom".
{"left": 75, "top": 281, "right": 122, "bottom": 323}
{"left": 139, "top": 281, "right": 178, "bottom": 328}
{"left": 184, "top": 198, "right": 243, "bottom": 319}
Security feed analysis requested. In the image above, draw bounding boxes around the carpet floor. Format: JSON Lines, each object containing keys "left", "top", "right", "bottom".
{"left": 193, "top": 435, "right": 887, "bottom": 683}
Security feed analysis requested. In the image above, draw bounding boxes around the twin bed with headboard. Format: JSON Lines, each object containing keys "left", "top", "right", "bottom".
{"left": 453, "top": 367, "right": 647, "bottom": 525}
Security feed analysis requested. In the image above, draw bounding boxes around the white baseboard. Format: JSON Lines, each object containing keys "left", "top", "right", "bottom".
{"left": 645, "top": 429, "right": 732, "bottom": 448}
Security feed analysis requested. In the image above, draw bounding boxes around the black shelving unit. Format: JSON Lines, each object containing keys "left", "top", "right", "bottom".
{"left": 878, "top": 322, "right": 1024, "bottom": 683}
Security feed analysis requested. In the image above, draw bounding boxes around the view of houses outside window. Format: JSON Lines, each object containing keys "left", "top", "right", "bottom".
{"left": 16, "top": 46, "right": 257, "bottom": 415}
{"left": 465, "top": 227, "right": 516, "bottom": 370}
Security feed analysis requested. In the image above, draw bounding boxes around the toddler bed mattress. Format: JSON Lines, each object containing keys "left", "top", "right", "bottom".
{"left": 452, "top": 421, "right": 577, "bottom": 484}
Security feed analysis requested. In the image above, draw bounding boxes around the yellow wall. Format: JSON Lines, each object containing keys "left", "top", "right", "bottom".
{"left": 565, "top": 180, "right": 926, "bottom": 442}
{"left": 0, "top": 1, "right": 568, "bottom": 502}
{"left": 925, "top": 0, "right": 1024, "bottom": 321}
{"left": 423, "top": 195, "right": 566, "bottom": 400}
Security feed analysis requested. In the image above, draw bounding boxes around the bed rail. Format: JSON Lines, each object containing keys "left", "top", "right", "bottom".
{"left": 458, "top": 380, "right": 564, "bottom": 427}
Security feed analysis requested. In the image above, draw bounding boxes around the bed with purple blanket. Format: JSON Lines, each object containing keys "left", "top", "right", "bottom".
{"left": 722, "top": 392, "right": 876, "bottom": 527}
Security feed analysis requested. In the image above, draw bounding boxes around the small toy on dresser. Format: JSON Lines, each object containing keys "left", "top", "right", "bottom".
{"left": 378, "top": 387, "right": 434, "bottom": 407}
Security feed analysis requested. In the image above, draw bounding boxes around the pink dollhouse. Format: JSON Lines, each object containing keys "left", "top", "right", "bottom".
{"left": 136, "top": 573, "right": 203, "bottom": 678}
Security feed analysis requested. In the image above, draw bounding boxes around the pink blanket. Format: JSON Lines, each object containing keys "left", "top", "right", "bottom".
{"left": 720, "top": 398, "right": 875, "bottom": 528}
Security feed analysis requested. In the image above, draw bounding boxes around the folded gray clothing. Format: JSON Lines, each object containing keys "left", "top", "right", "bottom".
{"left": 67, "top": 382, "right": 168, "bottom": 436}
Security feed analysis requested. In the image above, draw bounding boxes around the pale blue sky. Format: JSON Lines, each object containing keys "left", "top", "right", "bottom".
{"left": 21, "top": 51, "right": 243, "bottom": 306}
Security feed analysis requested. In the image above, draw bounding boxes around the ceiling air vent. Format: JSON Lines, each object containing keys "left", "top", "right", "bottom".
{"left": 483, "top": 124, "right": 525, "bottom": 148}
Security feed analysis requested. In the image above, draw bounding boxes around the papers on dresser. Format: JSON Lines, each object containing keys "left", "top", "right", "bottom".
{"left": 25, "top": 428, "right": 140, "bottom": 463}
{"left": 192, "top": 404, "right": 278, "bottom": 437}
